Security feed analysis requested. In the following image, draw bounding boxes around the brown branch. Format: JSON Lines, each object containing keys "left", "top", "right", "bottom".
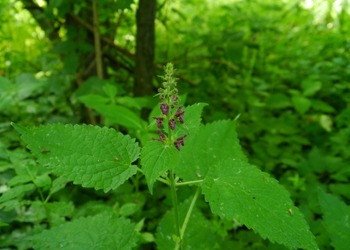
{"left": 68, "top": 12, "right": 135, "bottom": 60}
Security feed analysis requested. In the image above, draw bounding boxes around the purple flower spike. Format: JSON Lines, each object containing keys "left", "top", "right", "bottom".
{"left": 152, "top": 117, "right": 164, "bottom": 128}
{"left": 175, "top": 106, "right": 185, "bottom": 124}
{"left": 160, "top": 103, "right": 169, "bottom": 115}
{"left": 169, "top": 118, "right": 176, "bottom": 130}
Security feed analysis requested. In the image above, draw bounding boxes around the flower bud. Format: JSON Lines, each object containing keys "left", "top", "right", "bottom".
{"left": 169, "top": 118, "right": 176, "bottom": 130}
{"left": 152, "top": 117, "right": 164, "bottom": 128}
{"left": 175, "top": 106, "right": 185, "bottom": 124}
{"left": 160, "top": 103, "right": 169, "bottom": 115}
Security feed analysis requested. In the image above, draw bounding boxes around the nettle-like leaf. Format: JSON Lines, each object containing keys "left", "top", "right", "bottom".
{"left": 175, "top": 120, "right": 247, "bottom": 181}
{"left": 202, "top": 158, "right": 318, "bottom": 250}
{"left": 30, "top": 212, "right": 138, "bottom": 250}
{"left": 141, "top": 141, "right": 179, "bottom": 193}
{"left": 156, "top": 198, "right": 217, "bottom": 250}
{"left": 12, "top": 123, "right": 140, "bottom": 192}
{"left": 177, "top": 103, "right": 207, "bottom": 136}
{"left": 318, "top": 189, "right": 350, "bottom": 250}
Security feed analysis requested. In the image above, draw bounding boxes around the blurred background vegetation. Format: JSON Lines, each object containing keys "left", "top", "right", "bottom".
{"left": 1, "top": 0, "right": 349, "bottom": 249}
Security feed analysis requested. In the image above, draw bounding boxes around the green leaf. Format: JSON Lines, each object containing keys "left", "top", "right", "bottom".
{"left": 175, "top": 120, "right": 247, "bottom": 182}
{"left": 16, "top": 73, "right": 46, "bottom": 100}
{"left": 79, "top": 98, "right": 144, "bottom": 129}
{"left": 12, "top": 123, "right": 140, "bottom": 192}
{"left": 0, "top": 183, "right": 35, "bottom": 204}
{"left": 141, "top": 141, "right": 179, "bottom": 193}
{"left": 34, "top": 174, "right": 52, "bottom": 188}
{"left": 30, "top": 212, "right": 138, "bottom": 250}
{"left": 0, "top": 222, "right": 9, "bottom": 227}
{"left": 49, "top": 176, "right": 68, "bottom": 196}
{"left": 156, "top": 198, "right": 217, "bottom": 250}
{"left": 177, "top": 103, "right": 208, "bottom": 136}
{"left": 63, "top": 51, "right": 79, "bottom": 74}
{"left": 202, "top": 159, "right": 318, "bottom": 250}
{"left": 291, "top": 95, "right": 311, "bottom": 115}
{"left": 115, "top": 0, "right": 134, "bottom": 10}
{"left": 318, "top": 190, "right": 350, "bottom": 250}
{"left": 301, "top": 80, "right": 322, "bottom": 97}
{"left": 79, "top": 94, "right": 110, "bottom": 106}
{"left": 7, "top": 175, "right": 32, "bottom": 186}
{"left": 266, "top": 93, "right": 291, "bottom": 109}
{"left": 102, "top": 83, "right": 117, "bottom": 99}
{"left": 119, "top": 203, "right": 140, "bottom": 217}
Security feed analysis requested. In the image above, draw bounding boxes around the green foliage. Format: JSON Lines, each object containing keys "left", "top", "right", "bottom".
{"left": 11, "top": 123, "right": 140, "bottom": 192}
{"left": 202, "top": 158, "right": 317, "bottom": 250}
{"left": 30, "top": 212, "right": 138, "bottom": 250}
{"left": 175, "top": 120, "right": 247, "bottom": 182}
{"left": 318, "top": 190, "right": 350, "bottom": 250}
{"left": 156, "top": 198, "right": 217, "bottom": 250}
{"left": 141, "top": 140, "right": 178, "bottom": 193}
{"left": 1, "top": 0, "right": 350, "bottom": 249}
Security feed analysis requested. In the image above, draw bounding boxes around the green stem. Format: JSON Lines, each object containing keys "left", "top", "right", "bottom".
{"left": 176, "top": 180, "right": 203, "bottom": 186}
{"left": 169, "top": 169, "right": 181, "bottom": 246}
{"left": 174, "top": 187, "right": 201, "bottom": 250}
{"left": 180, "top": 187, "right": 200, "bottom": 239}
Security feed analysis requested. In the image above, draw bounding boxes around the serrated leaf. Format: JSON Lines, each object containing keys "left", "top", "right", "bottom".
{"left": 156, "top": 198, "right": 217, "bottom": 250}
{"left": 318, "top": 190, "right": 350, "bottom": 250}
{"left": 12, "top": 123, "right": 140, "bottom": 192}
{"left": 177, "top": 103, "right": 207, "bottom": 136}
{"left": 202, "top": 158, "right": 318, "bottom": 250}
{"left": 30, "top": 212, "right": 138, "bottom": 250}
{"left": 141, "top": 141, "right": 179, "bottom": 193}
{"left": 175, "top": 120, "right": 247, "bottom": 181}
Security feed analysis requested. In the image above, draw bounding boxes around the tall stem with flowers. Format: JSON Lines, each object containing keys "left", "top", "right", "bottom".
{"left": 152, "top": 63, "right": 187, "bottom": 151}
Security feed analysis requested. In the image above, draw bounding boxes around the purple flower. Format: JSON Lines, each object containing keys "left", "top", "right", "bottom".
{"left": 157, "top": 129, "right": 167, "bottom": 140}
{"left": 175, "top": 106, "right": 185, "bottom": 124}
{"left": 174, "top": 134, "right": 188, "bottom": 151}
{"left": 152, "top": 129, "right": 167, "bottom": 142}
{"left": 169, "top": 118, "right": 176, "bottom": 130}
{"left": 160, "top": 103, "right": 169, "bottom": 115}
{"left": 152, "top": 117, "right": 164, "bottom": 128}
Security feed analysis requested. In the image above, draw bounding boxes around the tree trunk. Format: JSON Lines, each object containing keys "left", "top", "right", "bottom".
{"left": 134, "top": 0, "right": 156, "bottom": 98}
